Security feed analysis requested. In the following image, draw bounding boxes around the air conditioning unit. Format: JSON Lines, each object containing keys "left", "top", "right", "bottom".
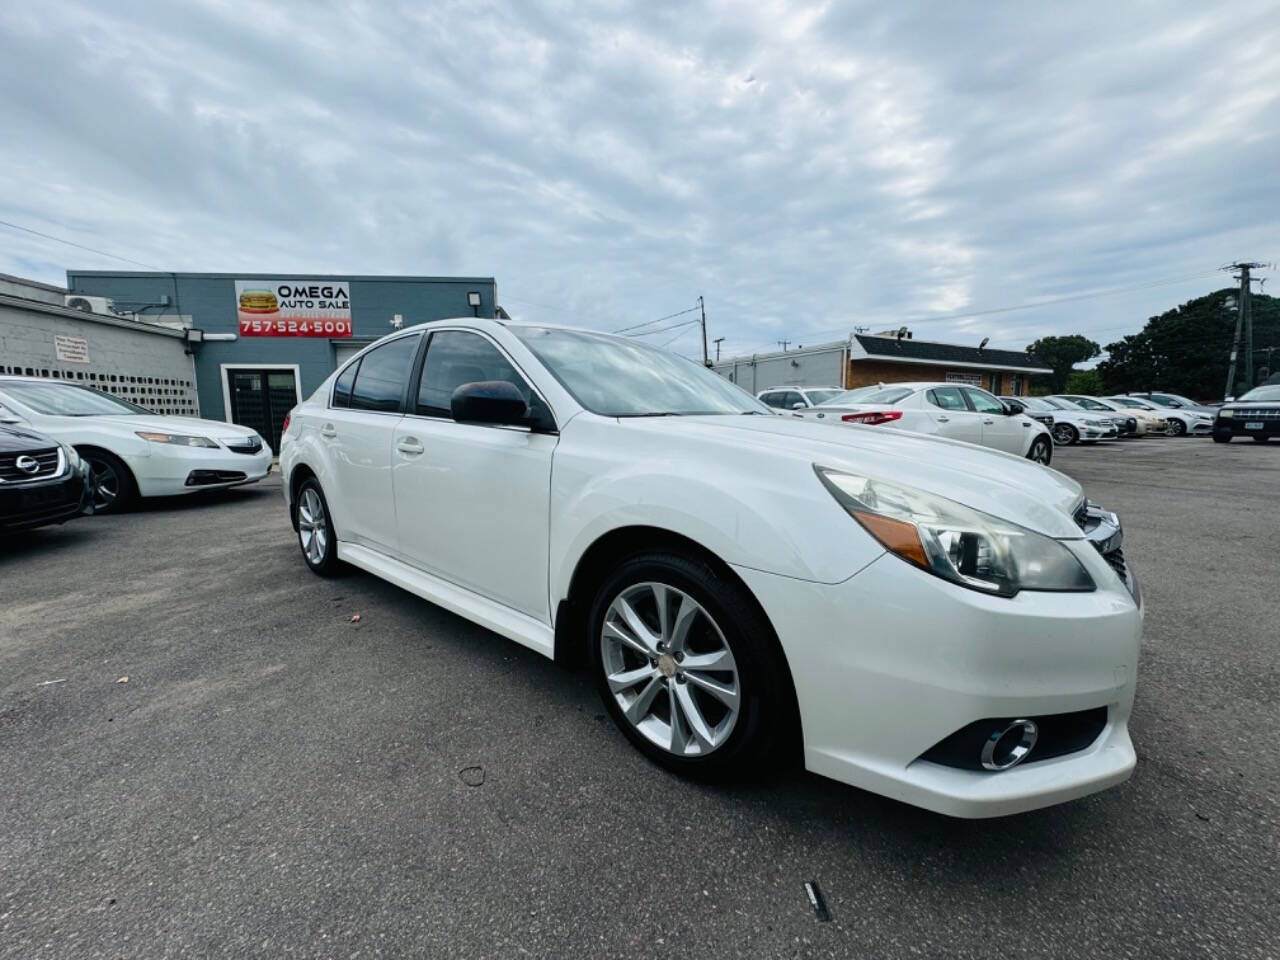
{"left": 65, "top": 294, "right": 113, "bottom": 314}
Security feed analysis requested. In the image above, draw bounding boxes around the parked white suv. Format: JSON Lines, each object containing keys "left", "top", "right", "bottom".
{"left": 0, "top": 377, "right": 272, "bottom": 513}
{"left": 756, "top": 385, "right": 843, "bottom": 411}
{"left": 280, "top": 320, "right": 1141, "bottom": 818}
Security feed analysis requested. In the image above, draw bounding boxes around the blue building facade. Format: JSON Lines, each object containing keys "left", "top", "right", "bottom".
{"left": 66, "top": 271, "right": 496, "bottom": 450}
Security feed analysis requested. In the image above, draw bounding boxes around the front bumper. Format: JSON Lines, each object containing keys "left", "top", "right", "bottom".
{"left": 734, "top": 531, "right": 1140, "bottom": 818}
{"left": 1215, "top": 415, "right": 1280, "bottom": 439}
{"left": 132, "top": 443, "right": 274, "bottom": 497}
{"left": 0, "top": 462, "right": 92, "bottom": 530}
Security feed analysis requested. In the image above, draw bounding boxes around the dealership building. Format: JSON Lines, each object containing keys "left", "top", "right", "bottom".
{"left": 0, "top": 270, "right": 497, "bottom": 452}
{"left": 713, "top": 332, "right": 1052, "bottom": 397}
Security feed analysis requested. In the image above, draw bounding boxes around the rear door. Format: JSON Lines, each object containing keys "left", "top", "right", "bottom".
{"left": 320, "top": 334, "right": 420, "bottom": 553}
{"left": 963, "top": 387, "right": 1028, "bottom": 454}
{"left": 923, "top": 386, "right": 982, "bottom": 443}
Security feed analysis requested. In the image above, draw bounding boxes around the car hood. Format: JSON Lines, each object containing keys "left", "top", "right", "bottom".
{"left": 0, "top": 423, "right": 58, "bottom": 453}
{"left": 625, "top": 415, "right": 1086, "bottom": 539}
{"left": 80, "top": 415, "right": 260, "bottom": 439}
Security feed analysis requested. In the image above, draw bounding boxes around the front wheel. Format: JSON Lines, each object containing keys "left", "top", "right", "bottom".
{"left": 1169, "top": 419, "right": 1187, "bottom": 437}
{"left": 295, "top": 479, "right": 343, "bottom": 576}
{"left": 78, "top": 449, "right": 136, "bottom": 514}
{"left": 1213, "top": 431, "right": 1231, "bottom": 444}
{"left": 1027, "top": 436, "right": 1053, "bottom": 465}
{"left": 1253, "top": 435, "right": 1270, "bottom": 443}
{"left": 1052, "top": 423, "right": 1078, "bottom": 446}
{"left": 589, "top": 551, "right": 794, "bottom": 779}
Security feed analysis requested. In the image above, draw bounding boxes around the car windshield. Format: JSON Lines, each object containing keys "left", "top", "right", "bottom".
{"left": 0, "top": 381, "right": 149, "bottom": 416}
{"left": 1109, "top": 397, "right": 1148, "bottom": 409}
{"left": 860, "top": 387, "right": 914, "bottom": 404}
{"left": 1012, "top": 396, "right": 1052, "bottom": 411}
{"left": 1238, "top": 385, "right": 1280, "bottom": 402}
{"left": 804, "top": 389, "right": 841, "bottom": 405}
{"left": 818, "top": 385, "right": 886, "bottom": 406}
{"left": 1036, "top": 397, "right": 1069, "bottom": 410}
{"left": 513, "top": 326, "right": 767, "bottom": 416}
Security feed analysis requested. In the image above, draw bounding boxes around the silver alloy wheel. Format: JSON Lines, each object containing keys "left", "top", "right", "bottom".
{"left": 600, "top": 581, "right": 740, "bottom": 757}
{"left": 1030, "top": 438, "right": 1052, "bottom": 464}
{"left": 1052, "top": 423, "right": 1076, "bottom": 445}
{"left": 1169, "top": 419, "right": 1185, "bottom": 436}
{"left": 87, "top": 457, "right": 119, "bottom": 510}
{"left": 298, "top": 487, "right": 328, "bottom": 566}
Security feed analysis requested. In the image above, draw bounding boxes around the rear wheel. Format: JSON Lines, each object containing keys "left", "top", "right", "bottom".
{"left": 1169, "top": 418, "right": 1186, "bottom": 437}
{"left": 78, "top": 449, "right": 136, "bottom": 514}
{"left": 1052, "top": 423, "right": 1078, "bottom": 445}
{"left": 589, "top": 551, "right": 794, "bottom": 780}
{"left": 1027, "top": 436, "right": 1052, "bottom": 465}
{"left": 295, "top": 479, "right": 343, "bottom": 575}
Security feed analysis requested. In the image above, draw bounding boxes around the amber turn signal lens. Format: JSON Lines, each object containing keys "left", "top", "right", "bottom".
{"left": 852, "top": 510, "right": 929, "bottom": 569}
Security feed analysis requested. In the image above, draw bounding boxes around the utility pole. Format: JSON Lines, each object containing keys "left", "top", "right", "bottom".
{"left": 1224, "top": 261, "right": 1267, "bottom": 398}
{"left": 777, "top": 339, "right": 791, "bottom": 352}
{"left": 698, "top": 296, "right": 710, "bottom": 367}
{"left": 713, "top": 337, "right": 724, "bottom": 362}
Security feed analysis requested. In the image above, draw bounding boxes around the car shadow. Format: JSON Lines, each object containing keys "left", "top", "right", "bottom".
{"left": 0, "top": 522, "right": 98, "bottom": 564}
{"left": 131, "top": 482, "right": 279, "bottom": 514}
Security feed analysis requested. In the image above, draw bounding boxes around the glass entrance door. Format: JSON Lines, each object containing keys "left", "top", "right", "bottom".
{"left": 227, "top": 368, "right": 297, "bottom": 454}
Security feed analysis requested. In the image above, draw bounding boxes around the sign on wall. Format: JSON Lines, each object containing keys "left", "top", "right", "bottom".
{"left": 235, "top": 280, "right": 353, "bottom": 337}
{"left": 54, "top": 335, "right": 91, "bottom": 363}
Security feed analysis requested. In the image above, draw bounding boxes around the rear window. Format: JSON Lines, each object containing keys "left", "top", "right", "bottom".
{"left": 861, "top": 387, "right": 913, "bottom": 404}
{"left": 332, "top": 360, "right": 359, "bottom": 408}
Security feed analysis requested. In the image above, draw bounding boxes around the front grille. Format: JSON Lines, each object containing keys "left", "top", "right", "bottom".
{"left": 185, "top": 469, "right": 247, "bottom": 486}
{"left": 1230, "top": 407, "right": 1280, "bottom": 419}
{"left": 0, "top": 447, "right": 60, "bottom": 482}
{"left": 1103, "top": 546, "right": 1127, "bottom": 580}
{"left": 224, "top": 437, "right": 263, "bottom": 455}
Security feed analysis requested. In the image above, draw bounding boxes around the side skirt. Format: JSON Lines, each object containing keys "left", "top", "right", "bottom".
{"left": 337, "top": 542, "right": 556, "bottom": 659}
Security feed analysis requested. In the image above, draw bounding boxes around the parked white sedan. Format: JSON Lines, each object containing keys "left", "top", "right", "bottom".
{"left": 280, "top": 321, "right": 1140, "bottom": 818}
{"left": 1005, "top": 396, "right": 1117, "bottom": 445}
{"left": 795, "top": 382, "right": 1055, "bottom": 464}
{"left": 1106, "top": 395, "right": 1211, "bottom": 436}
{"left": 0, "top": 377, "right": 272, "bottom": 513}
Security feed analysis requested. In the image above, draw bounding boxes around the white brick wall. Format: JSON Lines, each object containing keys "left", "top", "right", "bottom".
{"left": 0, "top": 300, "right": 200, "bottom": 416}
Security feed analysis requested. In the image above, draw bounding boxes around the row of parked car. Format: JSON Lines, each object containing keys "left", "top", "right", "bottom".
{"left": 0, "top": 375, "right": 272, "bottom": 533}
{"left": 756, "top": 383, "right": 1227, "bottom": 465}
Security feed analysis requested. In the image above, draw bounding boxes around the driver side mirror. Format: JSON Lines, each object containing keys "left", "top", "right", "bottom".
{"left": 451, "top": 380, "right": 530, "bottom": 428}
{"left": 791, "top": 401, "right": 806, "bottom": 410}
{"left": 1003, "top": 400, "right": 1024, "bottom": 415}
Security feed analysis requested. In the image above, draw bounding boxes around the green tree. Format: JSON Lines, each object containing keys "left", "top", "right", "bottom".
{"left": 1097, "top": 289, "right": 1280, "bottom": 400}
{"left": 1065, "top": 369, "right": 1103, "bottom": 395}
{"left": 1026, "top": 335, "right": 1101, "bottom": 393}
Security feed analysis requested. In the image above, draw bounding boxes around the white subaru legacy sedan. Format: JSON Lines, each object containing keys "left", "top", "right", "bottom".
{"left": 0, "top": 377, "right": 273, "bottom": 513}
{"left": 280, "top": 320, "right": 1141, "bottom": 818}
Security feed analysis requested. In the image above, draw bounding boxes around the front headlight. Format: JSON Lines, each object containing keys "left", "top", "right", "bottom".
{"left": 1218, "top": 409, "right": 1234, "bottom": 419}
{"left": 135, "top": 431, "right": 219, "bottom": 448}
{"left": 815, "top": 466, "right": 1095, "bottom": 597}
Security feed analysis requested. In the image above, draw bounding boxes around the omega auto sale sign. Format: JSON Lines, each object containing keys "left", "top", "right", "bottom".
{"left": 235, "top": 280, "right": 353, "bottom": 337}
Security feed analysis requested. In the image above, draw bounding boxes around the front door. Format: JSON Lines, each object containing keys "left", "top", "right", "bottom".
{"left": 227, "top": 368, "right": 298, "bottom": 454}
{"left": 963, "top": 386, "right": 1028, "bottom": 454}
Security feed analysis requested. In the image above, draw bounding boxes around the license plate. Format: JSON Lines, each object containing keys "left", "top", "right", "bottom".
{"left": 1245, "top": 422, "right": 1264, "bottom": 430}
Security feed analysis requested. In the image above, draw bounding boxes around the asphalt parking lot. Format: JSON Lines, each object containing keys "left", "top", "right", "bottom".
{"left": 2, "top": 438, "right": 1277, "bottom": 959}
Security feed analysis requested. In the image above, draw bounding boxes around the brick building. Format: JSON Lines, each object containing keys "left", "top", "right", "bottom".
{"left": 713, "top": 332, "right": 1051, "bottom": 396}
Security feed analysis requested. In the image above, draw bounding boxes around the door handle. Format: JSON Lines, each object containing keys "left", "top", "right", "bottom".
{"left": 983, "top": 418, "right": 995, "bottom": 425}
{"left": 396, "top": 437, "right": 424, "bottom": 455}
{"left": 321, "top": 423, "right": 337, "bottom": 439}
{"left": 935, "top": 415, "right": 950, "bottom": 422}
{"left": 1022, "top": 421, "right": 1031, "bottom": 427}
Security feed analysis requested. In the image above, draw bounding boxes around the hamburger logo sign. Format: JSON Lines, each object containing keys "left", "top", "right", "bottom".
{"left": 235, "top": 280, "right": 352, "bottom": 337}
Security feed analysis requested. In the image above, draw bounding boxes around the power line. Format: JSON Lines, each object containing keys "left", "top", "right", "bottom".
{"left": 0, "top": 218, "right": 164, "bottom": 270}
{"left": 622, "top": 317, "right": 701, "bottom": 338}
{"left": 612, "top": 305, "right": 701, "bottom": 334}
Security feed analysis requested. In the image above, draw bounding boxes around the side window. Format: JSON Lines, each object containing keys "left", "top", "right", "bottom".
{"left": 331, "top": 359, "right": 359, "bottom": 408}
{"left": 780, "top": 391, "right": 804, "bottom": 409}
{"left": 963, "top": 387, "right": 1004, "bottom": 415}
{"left": 927, "top": 386, "right": 967, "bottom": 411}
{"left": 350, "top": 335, "right": 420, "bottom": 413}
{"left": 416, "top": 330, "right": 536, "bottom": 418}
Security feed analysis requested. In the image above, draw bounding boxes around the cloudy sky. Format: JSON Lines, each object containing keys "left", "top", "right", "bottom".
{"left": 2, "top": 0, "right": 1277, "bottom": 360}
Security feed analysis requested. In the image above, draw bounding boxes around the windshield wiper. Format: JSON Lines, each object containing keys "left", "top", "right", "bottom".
{"left": 616, "top": 412, "right": 682, "bottom": 418}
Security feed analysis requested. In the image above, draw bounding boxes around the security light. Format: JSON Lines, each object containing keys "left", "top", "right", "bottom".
{"left": 467, "top": 292, "right": 481, "bottom": 307}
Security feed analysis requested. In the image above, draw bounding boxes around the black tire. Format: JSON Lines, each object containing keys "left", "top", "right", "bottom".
{"left": 588, "top": 551, "right": 796, "bottom": 780}
{"left": 294, "top": 478, "right": 343, "bottom": 576}
{"left": 1169, "top": 418, "right": 1187, "bottom": 437}
{"left": 1027, "top": 436, "right": 1053, "bottom": 465}
{"left": 1052, "top": 423, "right": 1078, "bottom": 446}
{"left": 1213, "top": 431, "right": 1231, "bottom": 444}
{"left": 78, "top": 448, "right": 136, "bottom": 514}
